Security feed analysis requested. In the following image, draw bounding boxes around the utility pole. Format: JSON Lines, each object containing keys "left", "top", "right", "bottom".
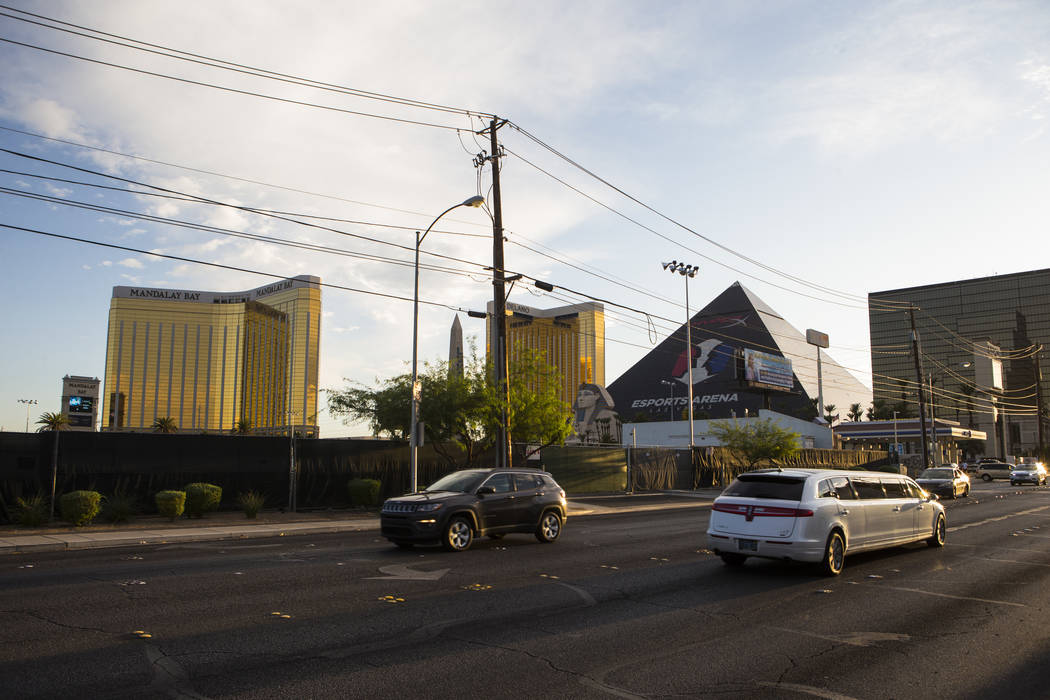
{"left": 483, "top": 117, "right": 511, "bottom": 469}
{"left": 909, "top": 308, "right": 930, "bottom": 468}
{"left": 1036, "top": 349, "right": 1045, "bottom": 454}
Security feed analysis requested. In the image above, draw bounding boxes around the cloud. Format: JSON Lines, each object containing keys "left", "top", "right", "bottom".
{"left": 117, "top": 258, "right": 144, "bottom": 269}
{"left": 17, "top": 98, "right": 83, "bottom": 140}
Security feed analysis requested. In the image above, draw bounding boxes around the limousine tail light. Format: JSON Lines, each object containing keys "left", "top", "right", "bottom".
{"left": 713, "top": 503, "right": 814, "bottom": 518}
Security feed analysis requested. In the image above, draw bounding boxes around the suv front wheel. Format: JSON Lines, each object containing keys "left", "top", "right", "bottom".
{"left": 443, "top": 515, "right": 474, "bottom": 552}
{"left": 535, "top": 511, "right": 562, "bottom": 543}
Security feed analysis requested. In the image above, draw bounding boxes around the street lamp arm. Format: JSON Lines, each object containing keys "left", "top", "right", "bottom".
{"left": 418, "top": 195, "right": 486, "bottom": 248}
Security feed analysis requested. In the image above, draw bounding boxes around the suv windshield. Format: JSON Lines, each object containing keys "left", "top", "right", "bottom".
{"left": 723, "top": 475, "right": 805, "bottom": 500}
{"left": 920, "top": 469, "right": 954, "bottom": 479}
{"left": 425, "top": 470, "right": 488, "bottom": 493}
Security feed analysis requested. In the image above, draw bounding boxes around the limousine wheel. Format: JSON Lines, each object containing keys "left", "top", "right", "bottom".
{"left": 928, "top": 514, "right": 946, "bottom": 548}
{"left": 819, "top": 531, "right": 845, "bottom": 577}
{"left": 720, "top": 552, "right": 747, "bottom": 567}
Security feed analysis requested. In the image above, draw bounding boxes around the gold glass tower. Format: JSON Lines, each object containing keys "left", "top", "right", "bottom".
{"left": 102, "top": 275, "right": 321, "bottom": 435}
{"left": 486, "top": 301, "right": 605, "bottom": 405}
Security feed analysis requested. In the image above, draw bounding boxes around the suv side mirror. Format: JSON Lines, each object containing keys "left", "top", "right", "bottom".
{"left": 476, "top": 486, "right": 495, "bottom": 496}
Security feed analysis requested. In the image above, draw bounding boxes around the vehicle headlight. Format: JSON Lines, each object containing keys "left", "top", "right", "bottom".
{"left": 415, "top": 503, "right": 444, "bottom": 512}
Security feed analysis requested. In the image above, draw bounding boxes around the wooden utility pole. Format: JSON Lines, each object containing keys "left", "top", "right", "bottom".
{"left": 909, "top": 308, "right": 931, "bottom": 468}
{"left": 485, "top": 117, "right": 511, "bottom": 469}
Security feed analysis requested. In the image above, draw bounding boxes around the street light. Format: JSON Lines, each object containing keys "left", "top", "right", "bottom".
{"left": 17, "top": 398, "right": 37, "bottom": 432}
{"left": 410, "top": 195, "right": 486, "bottom": 493}
{"left": 660, "top": 379, "right": 675, "bottom": 421}
{"left": 661, "top": 260, "right": 698, "bottom": 449}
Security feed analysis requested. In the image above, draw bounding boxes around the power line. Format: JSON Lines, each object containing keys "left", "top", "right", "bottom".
{"left": 504, "top": 123, "right": 914, "bottom": 312}
{"left": 0, "top": 35, "right": 465, "bottom": 132}
{"left": 1, "top": 222, "right": 504, "bottom": 319}
{"left": 0, "top": 5, "right": 495, "bottom": 119}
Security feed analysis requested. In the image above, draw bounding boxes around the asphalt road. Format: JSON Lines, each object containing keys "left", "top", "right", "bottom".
{"left": 3, "top": 480, "right": 1049, "bottom": 699}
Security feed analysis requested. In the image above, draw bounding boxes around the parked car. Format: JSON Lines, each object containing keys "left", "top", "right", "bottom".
{"left": 380, "top": 468, "right": 567, "bottom": 551}
{"left": 1011, "top": 463, "right": 1048, "bottom": 486}
{"left": 916, "top": 467, "right": 970, "bottom": 499}
{"left": 976, "top": 461, "right": 1014, "bottom": 481}
{"left": 706, "top": 469, "right": 945, "bottom": 576}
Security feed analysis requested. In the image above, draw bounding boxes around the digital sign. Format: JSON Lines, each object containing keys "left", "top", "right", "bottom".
{"left": 742, "top": 349, "right": 794, "bottom": 392}
{"left": 69, "top": 396, "right": 94, "bottom": 413}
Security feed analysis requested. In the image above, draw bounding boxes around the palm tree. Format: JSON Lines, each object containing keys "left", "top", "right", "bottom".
{"left": 234, "top": 418, "right": 252, "bottom": 435}
{"left": 152, "top": 417, "right": 178, "bottom": 433}
{"left": 823, "top": 404, "right": 837, "bottom": 426}
{"left": 36, "top": 412, "right": 69, "bottom": 520}
{"left": 847, "top": 403, "right": 864, "bottom": 422}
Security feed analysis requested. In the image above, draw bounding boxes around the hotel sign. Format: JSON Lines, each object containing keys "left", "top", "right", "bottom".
{"left": 113, "top": 276, "right": 317, "bottom": 304}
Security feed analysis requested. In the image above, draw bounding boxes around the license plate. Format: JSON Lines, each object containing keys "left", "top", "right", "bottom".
{"left": 737, "top": 538, "right": 758, "bottom": 552}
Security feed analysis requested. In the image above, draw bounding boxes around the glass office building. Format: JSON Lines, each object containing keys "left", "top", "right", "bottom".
{"left": 486, "top": 301, "right": 605, "bottom": 406}
{"left": 869, "top": 269, "right": 1050, "bottom": 458}
{"left": 103, "top": 275, "right": 321, "bottom": 435}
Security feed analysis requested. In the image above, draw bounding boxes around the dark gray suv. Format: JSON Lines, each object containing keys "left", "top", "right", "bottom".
{"left": 380, "top": 468, "right": 567, "bottom": 551}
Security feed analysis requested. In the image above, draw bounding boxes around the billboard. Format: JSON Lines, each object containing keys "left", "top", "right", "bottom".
{"left": 742, "top": 349, "right": 794, "bottom": 392}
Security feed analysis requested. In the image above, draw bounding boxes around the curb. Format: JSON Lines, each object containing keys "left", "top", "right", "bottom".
{"left": 1, "top": 497, "right": 717, "bottom": 555}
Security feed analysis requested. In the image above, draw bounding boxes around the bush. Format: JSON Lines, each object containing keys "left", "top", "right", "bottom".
{"left": 184, "top": 483, "right": 222, "bottom": 518}
{"left": 155, "top": 490, "right": 186, "bottom": 520}
{"left": 59, "top": 491, "right": 102, "bottom": 526}
{"left": 347, "top": 478, "right": 381, "bottom": 506}
{"left": 237, "top": 490, "right": 265, "bottom": 519}
{"left": 102, "top": 491, "right": 138, "bottom": 523}
{"left": 14, "top": 494, "right": 48, "bottom": 526}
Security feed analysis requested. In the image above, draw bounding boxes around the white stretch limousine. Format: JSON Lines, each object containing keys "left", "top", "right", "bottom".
{"left": 706, "top": 469, "right": 946, "bottom": 576}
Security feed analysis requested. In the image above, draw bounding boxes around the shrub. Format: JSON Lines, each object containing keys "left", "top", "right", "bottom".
{"left": 237, "top": 490, "right": 265, "bottom": 519}
{"left": 101, "top": 491, "right": 138, "bottom": 523}
{"left": 14, "top": 494, "right": 48, "bottom": 526}
{"left": 184, "top": 483, "right": 222, "bottom": 518}
{"left": 155, "top": 490, "right": 186, "bottom": 520}
{"left": 59, "top": 490, "right": 102, "bottom": 526}
{"left": 347, "top": 478, "right": 381, "bottom": 507}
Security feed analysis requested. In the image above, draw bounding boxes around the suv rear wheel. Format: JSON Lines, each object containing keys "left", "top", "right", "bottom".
{"left": 443, "top": 515, "right": 474, "bottom": 552}
{"left": 536, "top": 511, "right": 562, "bottom": 543}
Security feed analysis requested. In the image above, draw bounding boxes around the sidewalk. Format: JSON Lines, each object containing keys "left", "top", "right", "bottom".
{"left": 0, "top": 490, "right": 722, "bottom": 555}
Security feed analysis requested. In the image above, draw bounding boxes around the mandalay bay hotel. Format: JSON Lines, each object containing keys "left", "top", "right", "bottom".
{"left": 102, "top": 275, "right": 321, "bottom": 436}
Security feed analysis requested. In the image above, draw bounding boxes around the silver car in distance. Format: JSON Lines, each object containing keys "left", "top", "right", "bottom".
{"left": 706, "top": 469, "right": 946, "bottom": 576}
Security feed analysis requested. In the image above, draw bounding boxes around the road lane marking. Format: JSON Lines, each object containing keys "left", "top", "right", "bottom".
{"left": 766, "top": 626, "right": 909, "bottom": 647}
{"left": 553, "top": 581, "right": 596, "bottom": 607}
{"left": 948, "top": 505, "right": 1050, "bottom": 532}
{"left": 756, "top": 681, "right": 859, "bottom": 700}
{"left": 864, "top": 584, "right": 1025, "bottom": 607}
{"left": 365, "top": 564, "right": 449, "bottom": 580}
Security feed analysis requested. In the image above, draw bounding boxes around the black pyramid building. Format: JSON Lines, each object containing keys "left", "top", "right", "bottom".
{"left": 607, "top": 282, "right": 871, "bottom": 423}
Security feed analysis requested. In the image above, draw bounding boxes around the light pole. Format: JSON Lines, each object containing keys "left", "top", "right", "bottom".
{"left": 17, "top": 399, "right": 37, "bottom": 432}
{"left": 660, "top": 379, "right": 675, "bottom": 421}
{"left": 410, "top": 195, "right": 486, "bottom": 493}
{"left": 662, "top": 261, "right": 698, "bottom": 449}
{"left": 892, "top": 410, "right": 899, "bottom": 464}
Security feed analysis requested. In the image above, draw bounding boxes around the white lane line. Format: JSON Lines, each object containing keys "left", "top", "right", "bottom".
{"left": 554, "top": 580, "right": 597, "bottom": 607}
{"left": 756, "top": 681, "right": 859, "bottom": 700}
{"left": 948, "top": 542, "right": 1049, "bottom": 554}
{"left": 949, "top": 505, "right": 1050, "bottom": 532}
{"left": 868, "top": 584, "right": 1026, "bottom": 608}
{"left": 578, "top": 677, "right": 647, "bottom": 699}
{"left": 765, "top": 626, "right": 909, "bottom": 648}
{"left": 970, "top": 556, "right": 1050, "bottom": 568}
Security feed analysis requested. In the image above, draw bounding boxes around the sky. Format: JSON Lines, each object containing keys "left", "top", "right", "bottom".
{"left": 1, "top": 0, "right": 1049, "bottom": 436}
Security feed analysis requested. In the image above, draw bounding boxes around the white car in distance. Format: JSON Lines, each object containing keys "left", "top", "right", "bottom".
{"left": 706, "top": 469, "right": 946, "bottom": 576}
